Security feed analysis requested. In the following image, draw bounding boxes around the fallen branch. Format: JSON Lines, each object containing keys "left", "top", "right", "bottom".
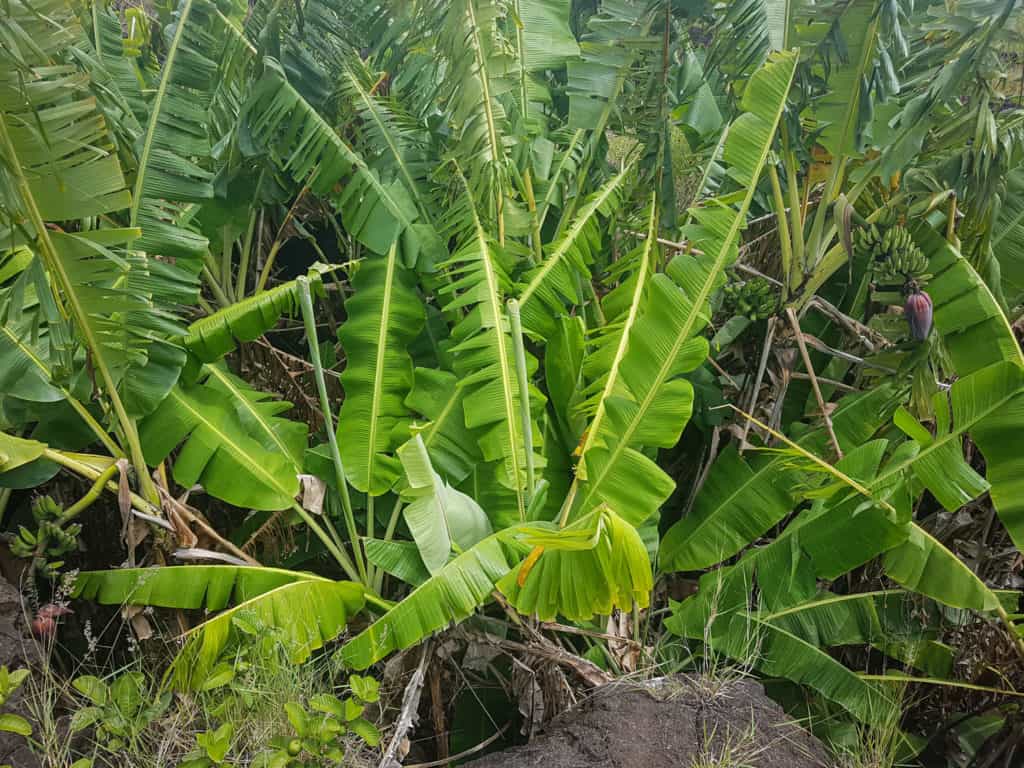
{"left": 786, "top": 308, "right": 843, "bottom": 460}
{"left": 463, "top": 629, "right": 612, "bottom": 688}
{"left": 379, "top": 642, "right": 432, "bottom": 768}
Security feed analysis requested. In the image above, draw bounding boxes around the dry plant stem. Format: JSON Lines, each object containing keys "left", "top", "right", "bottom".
{"left": 799, "top": 332, "right": 899, "bottom": 374}
{"left": 739, "top": 317, "right": 776, "bottom": 450}
{"left": 540, "top": 621, "right": 644, "bottom": 649}
{"left": 379, "top": 642, "right": 432, "bottom": 768}
{"left": 786, "top": 308, "right": 843, "bottom": 460}
{"left": 808, "top": 295, "right": 886, "bottom": 351}
{"left": 791, "top": 371, "right": 859, "bottom": 392}
{"left": 682, "top": 426, "right": 720, "bottom": 518}
{"left": 256, "top": 182, "right": 312, "bottom": 293}
{"left": 463, "top": 629, "right": 612, "bottom": 687}
{"left": 297, "top": 276, "right": 368, "bottom": 584}
{"left": 404, "top": 723, "right": 512, "bottom": 768}
{"left": 155, "top": 484, "right": 260, "bottom": 566}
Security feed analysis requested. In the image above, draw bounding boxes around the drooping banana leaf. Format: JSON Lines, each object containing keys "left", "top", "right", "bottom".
{"left": 341, "top": 534, "right": 516, "bottom": 670}
{"left": 73, "top": 566, "right": 364, "bottom": 687}
{"left": 140, "top": 373, "right": 305, "bottom": 510}
{"left": 129, "top": 0, "right": 219, "bottom": 265}
{"left": 437, "top": 0, "right": 512, "bottom": 205}
{"left": 239, "top": 57, "right": 431, "bottom": 268}
{"left": 364, "top": 539, "right": 431, "bottom": 587}
{"left": 0, "top": 0, "right": 193, "bottom": 430}
{"left": 660, "top": 385, "right": 900, "bottom": 571}
{"left": 914, "top": 224, "right": 1024, "bottom": 375}
{"left": 498, "top": 506, "right": 653, "bottom": 621}
{"left": 179, "top": 275, "right": 312, "bottom": 362}
{"left": 810, "top": 0, "right": 880, "bottom": 160}
{"left": 341, "top": 508, "right": 644, "bottom": 669}
{"left": 517, "top": 0, "right": 580, "bottom": 73}
{"left": 337, "top": 59, "right": 435, "bottom": 224}
{"left": 873, "top": 362, "right": 1024, "bottom": 549}
{"left": 570, "top": 51, "right": 799, "bottom": 526}
{"left": 337, "top": 244, "right": 425, "bottom": 495}
{"left": 990, "top": 165, "right": 1024, "bottom": 307}
{"left": 79, "top": 6, "right": 148, "bottom": 131}
{"left": 202, "top": 364, "right": 308, "bottom": 466}
{"left": 883, "top": 524, "right": 1002, "bottom": 611}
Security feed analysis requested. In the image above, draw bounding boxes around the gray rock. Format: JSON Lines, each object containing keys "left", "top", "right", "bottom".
{"left": 462, "top": 675, "right": 832, "bottom": 768}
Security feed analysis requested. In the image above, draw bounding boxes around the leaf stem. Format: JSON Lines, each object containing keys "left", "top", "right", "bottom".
{"left": 767, "top": 164, "right": 793, "bottom": 299}
{"left": 522, "top": 169, "right": 542, "bottom": 266}
{"left": 297, "top": 276, "right": 368, "bottom": 584}
{"left": 235, "top": 203, "right": 260, "bottom": 300}
{"left": 0, "top": 115, "right": 156, "bottom": 504}
{"left": 507, "top": 299, "right": 535, "bottom": 510}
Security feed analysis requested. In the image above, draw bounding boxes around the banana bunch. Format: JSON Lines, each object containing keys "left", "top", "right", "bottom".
{"left": 9, "top": 496, "right": 81, "bottom": 574}
{"left": 856, "top": 222, "right": 929, "bottom": 284}
{"left": 722, "top": 276, "right": 777, "bottom": 321}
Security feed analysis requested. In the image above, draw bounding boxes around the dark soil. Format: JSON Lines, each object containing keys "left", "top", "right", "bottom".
{"left": 463, "top": 675, "right": 831, "bottom": 768}
{"left": 0, "top": 579, "right": 40, "bottom": 768}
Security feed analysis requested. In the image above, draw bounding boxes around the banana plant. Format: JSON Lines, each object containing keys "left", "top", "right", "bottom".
{"left": 4, "top": 1, "right": 1024, "bottom": 743}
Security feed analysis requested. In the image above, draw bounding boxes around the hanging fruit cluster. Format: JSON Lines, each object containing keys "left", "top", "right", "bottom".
{"left": 9, "top": 496, "right": 81, "bottom": 576}
{"left": 857, "top": 217, "right": 933, "bottom": 342}
{"left": 857, "top": 222, "right": 930, "bottom": 284}
{"left": 721, "top": 275, "right": 777, "bottom": 321}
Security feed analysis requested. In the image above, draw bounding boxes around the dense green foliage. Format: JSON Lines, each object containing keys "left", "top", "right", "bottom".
{"left": 3, "top": 0, "right": 1024, "bottom": 763}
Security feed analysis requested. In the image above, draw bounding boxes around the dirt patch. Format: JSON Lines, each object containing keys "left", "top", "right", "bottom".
{"left": 462, "top": 675, "right": 831, "bottom": 768}
{"left": 0, "top": 578, "right": 40, "bottom": 768}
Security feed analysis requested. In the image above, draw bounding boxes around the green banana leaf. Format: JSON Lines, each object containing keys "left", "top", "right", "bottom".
{"left": 73, "top": 566, "right": 364, "bottom": 687}
{"left": 337, "top": 244, "right": 424, "bottom": 495}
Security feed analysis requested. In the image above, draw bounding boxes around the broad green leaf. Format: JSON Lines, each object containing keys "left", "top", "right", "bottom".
{"left": 498, "top": 507, "right": 653, "bottom": 621}
{"left": 363, "top": 539, "right": 431, "bottom": 587}
{"left": 519, "top": 0, "right": 580, "bottom": 72}
{"left": 883, "top": 524, "right": 1001, "bottom": 611}
{"left": 572, "top": 52, "right": 798, "bottom": 526}
{"left": 440, "top": 177, "right": 540, "bottom": 524}
{"left": 0, "top": 713, "right": 32, "bottom": 736}
{"left": 914, "top": 224, "right": 1024, "bottom": 375}
{"left": 991, "top": 165, "right": 1024, "bottom": 305}
{"left": 240, "top": 58, "right": 426, "bottom": 265}
{"left": 129, "top": 0, "right": 219, "bottom": 265}
{"left": 140, "top": 379, "right": 303, "bottom": 510}
{"left": 516, "top": 170, "right": 630, "bottom": 337}
{"left": 811, "top": 0, "right": 879, "bottom": 159}
{"left": 405, "top": 368, "right": 481, "bottom": 484}
{"left": 181, "top": 276, "right": 312, "bottom": 362}
{"left": 874, "top": 362, "right": 1024, "bottom": 548}
{"left": 341, "top": 535, "right": 516, "bottom": 669}
{"left": 398, "top": 435, "right": 492, "bottom": 574}
{"left": 660, "top": 386, "right": 899, "bottom": 571}
{"left": 338, "top": 245, "right": 425, "bottom": 495}
{"left": 0, "top": 432, "right": 47, "bottom": 474}
{"left": 74, "top": 566, "right": 364, "bottom": 687}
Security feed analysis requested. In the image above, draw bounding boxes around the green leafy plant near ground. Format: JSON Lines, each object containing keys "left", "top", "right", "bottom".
{"left": 3, "top": 0, "right": 1024, "bottom": 764}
